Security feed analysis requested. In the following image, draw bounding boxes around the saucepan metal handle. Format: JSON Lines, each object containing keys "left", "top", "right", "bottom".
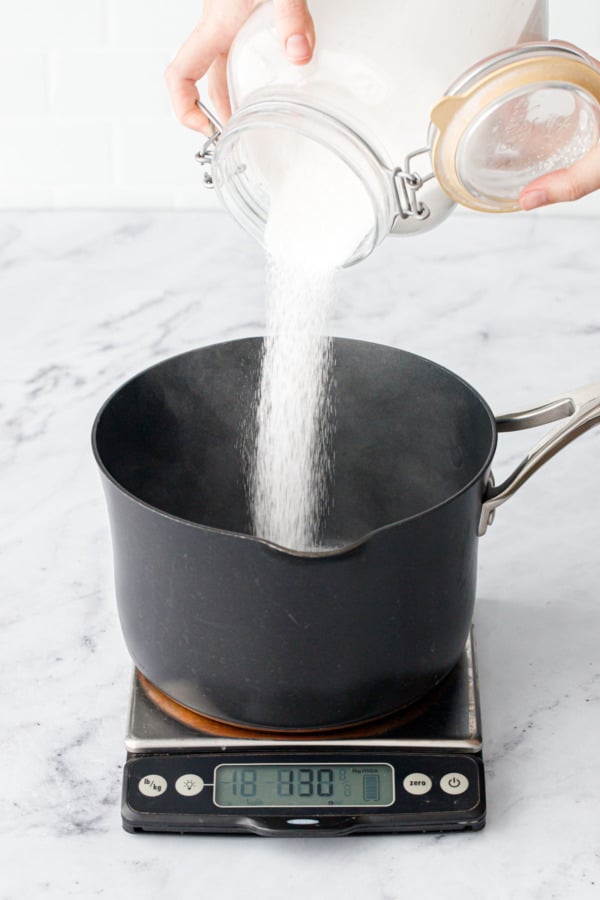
{"left": 478, "top": 383, "right": 600, "bottom": 536}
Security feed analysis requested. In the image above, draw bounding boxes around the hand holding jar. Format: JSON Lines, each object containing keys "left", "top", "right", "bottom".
{"left": 518, "top": 47, "right": 600, "bottom": 212}
{"left": 166, "top": 0, "right": 600, "bottom": 252}
{"left": 165, "top": 0, "right": 314, "bottom": 134}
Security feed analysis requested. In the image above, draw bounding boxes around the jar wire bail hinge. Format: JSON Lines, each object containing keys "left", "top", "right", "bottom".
{"left": 390, "top": 147, "right": 435, "bottom": 227}
{"left": 194, "top": 100, "right": 224, "bottom": 188}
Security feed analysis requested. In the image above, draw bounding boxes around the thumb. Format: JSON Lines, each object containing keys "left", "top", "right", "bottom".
{"left": 273, "top": 0, "right": 315, "bottom": 64}
{"left": 519, "top": 143, "right": 600, "bottom": 210}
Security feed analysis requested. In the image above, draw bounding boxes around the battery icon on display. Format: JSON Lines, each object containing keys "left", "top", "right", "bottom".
{"left": 363, "top": 774, "right": 380, "bottom": 802}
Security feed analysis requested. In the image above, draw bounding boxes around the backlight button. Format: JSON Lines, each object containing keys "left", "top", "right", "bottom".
{"left": 175, "top": 774, "right": 204, "bottom": 797}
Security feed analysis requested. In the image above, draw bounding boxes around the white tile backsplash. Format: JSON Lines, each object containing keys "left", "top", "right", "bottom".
{"left": 1, "top": 0, "right": 108, "bottom": 50}
{"left": 108, "top": 0, "right": 201, "bottom": 50}
{"left": 0, "top": 52, "right": 48, "bottom": 116}
{"left": 0, "top": 187, "right": 53, "bottom": 207}
{"left": 51, "top": 185, "right": 177, "bottom": 209}
{"left": 0, "top": 119, "right": 112, "bottom": 187}
{"left": 49, "top": 50, "right": 173, "bottom": 118}
{"left": 0, "top": 0, "right": 600, "bottom": 212}
{"left": 113, "top": 120, "right": 203, "bottom": 186}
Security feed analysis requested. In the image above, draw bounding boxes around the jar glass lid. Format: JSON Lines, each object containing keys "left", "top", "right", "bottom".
{"left": 429, "top": 43, "right": 600, "bottom": 212}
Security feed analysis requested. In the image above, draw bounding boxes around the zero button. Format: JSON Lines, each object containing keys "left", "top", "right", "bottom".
{"left": 403, "top": 773, "right": 432, "bottom": 796}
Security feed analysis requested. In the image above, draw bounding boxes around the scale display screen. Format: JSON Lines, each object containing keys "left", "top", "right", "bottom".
{"left": 214, "top": 762, "right": 395, "bottom": 808}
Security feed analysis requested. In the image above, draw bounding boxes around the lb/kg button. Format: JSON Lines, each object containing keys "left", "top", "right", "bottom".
{"left": 138, "top": 774, "right": 167, "bottom": 797}
{"left": 440, "top": 772, "right": 469, "bottom": 795}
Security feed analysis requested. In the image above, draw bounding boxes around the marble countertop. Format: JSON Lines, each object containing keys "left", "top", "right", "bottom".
{"left": 2, "top": 209, "right": 599, "bottom": 898}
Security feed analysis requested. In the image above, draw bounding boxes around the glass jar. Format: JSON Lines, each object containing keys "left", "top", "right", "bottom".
{"left": 197, "top": 0, "right": 600, "bottom": 265}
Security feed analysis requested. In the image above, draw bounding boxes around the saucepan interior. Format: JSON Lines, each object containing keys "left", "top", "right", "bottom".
{"left": 93, "top": 337, "right": 496, "bottom": 550}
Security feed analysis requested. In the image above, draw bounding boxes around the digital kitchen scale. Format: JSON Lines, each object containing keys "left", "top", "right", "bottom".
{"left": 122, "top": 631, "right": 485, "bottom": 835}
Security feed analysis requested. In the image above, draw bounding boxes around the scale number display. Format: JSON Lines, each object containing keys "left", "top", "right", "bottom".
{"left": 214, "top": 762, "right": 395, "bottom": 808}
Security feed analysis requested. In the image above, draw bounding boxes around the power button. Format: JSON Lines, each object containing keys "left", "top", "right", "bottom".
{"left": 440, "top": 772, "right": 469, "bottom": 795}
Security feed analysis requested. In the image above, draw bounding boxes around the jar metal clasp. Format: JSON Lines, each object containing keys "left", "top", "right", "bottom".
{"left": 194, "top": 100, "right": 224, "bottom": 188}
{"left": 389, "top": 147, "right": 435, "bottom": 228}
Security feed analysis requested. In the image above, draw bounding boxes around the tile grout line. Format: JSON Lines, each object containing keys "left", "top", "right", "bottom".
{"left": 106, "top": 0, "right": 117, "bottom": 49}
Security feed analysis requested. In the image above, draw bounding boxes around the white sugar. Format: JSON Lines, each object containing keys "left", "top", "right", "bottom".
{"left": 250, "top": 258, "right": 335, "bottom": 550}
{"left": 248, "top": 134, "right": 373, "bottom": 551}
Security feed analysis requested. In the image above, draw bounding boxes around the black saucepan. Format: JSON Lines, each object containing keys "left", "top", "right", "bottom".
{"left": 92, "top": 337, "right": 600, "bottom": 730}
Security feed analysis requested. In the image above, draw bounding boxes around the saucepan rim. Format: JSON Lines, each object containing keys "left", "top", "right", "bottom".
{"left": 91, "top": 336, "right": 498, "bottom": 558}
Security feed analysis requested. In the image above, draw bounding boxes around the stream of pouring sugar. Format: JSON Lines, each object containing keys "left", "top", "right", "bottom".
{"left": 247, "top": 260, "right": 334, "bottom": 550}
{"left": 250, "top": 256, "right": 336, "bottom": 551}
{"left": 247, "top": 136, "right": 374, "bottom": 551}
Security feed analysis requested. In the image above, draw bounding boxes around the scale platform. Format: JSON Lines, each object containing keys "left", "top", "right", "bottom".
{"left": 123, "top": 631, "right": 485, "bottom": 836}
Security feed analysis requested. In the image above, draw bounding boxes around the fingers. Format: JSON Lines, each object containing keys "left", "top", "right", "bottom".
{"left": 273, "top": 0, "right": 315, "bottom": 64}
{"left": 520, "top": 143, "right": 600, "bottom": 210}
{"left": 165, "top": 24, "right": 221, "bottom": 133}
{"left": 208, "top": 53, "right": 232, "bottom": 124}
{"left": 165, "top": 3, "right": 251, "bottom": 133}
{"left": 166, "top": 0, "right": 315, "bottom": 133}
{"left": 164, "top": 72, "right": 208, "bottom": 134}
